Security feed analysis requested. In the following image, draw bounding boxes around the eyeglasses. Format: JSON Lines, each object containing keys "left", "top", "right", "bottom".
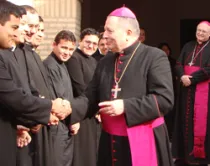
{"left": 84, "top": 40, "right": 98, "bottom": 47}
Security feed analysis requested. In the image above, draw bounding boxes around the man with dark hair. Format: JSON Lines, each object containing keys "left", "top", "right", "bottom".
{"left": 15, "top": 5, "right": 72, "bottom": 166}
{"left": 0, "top": 1, "right": 21, "bottom": 48}
{"left": 98, "top": 32, "right": 108, "bottom": 56}
{"left": 66, "top": 28, "right": 100, "bottom": 166}
{"left": 0, "top": 2, "right": 68, "bottom": 166}
{"left": 21, "top": 5, "right": 39, "bottom": 46}
{"left": 32, "top": 15, "right": 44, "bottom": 49}
{"left": 21, "top": 5, "right": 51, "bottom": 110}
{"left": 139, "top": 27, "right": 146, "bottom": 43}
{"left": 92, "top": 32, "right": 109, "bottom": 62}
{"left": 44, "top": 30, "right": 80, "bottom": 166}
{"left": 21, "top": 5, "right": 37, "bottom": 14}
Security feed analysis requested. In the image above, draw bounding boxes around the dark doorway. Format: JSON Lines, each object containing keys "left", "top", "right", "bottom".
{"left": 180, "top": 19, "right": 210, "bottom": 49}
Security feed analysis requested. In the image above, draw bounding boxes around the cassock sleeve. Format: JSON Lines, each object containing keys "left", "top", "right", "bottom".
{"left": 0, "top": 55, "right": 51, "bottom": 125}
{"left": 45, "top": 66, "right": 65, "bottom": 99}
{"left": 70, "top": 77, "right": 98, "bottom": 123}
{"left": 44, "top": 65, "right": 85, "bottom": 124}
{"left": 70, "top": 63, "right": 101, "bottom": 123}
{"left": 66, "top": 55, "right": 86, "bottom": 96}
{"left": 15, "top": 117, "right": 38, "bottom": 128}
{"left": 175, "top": 44, "right": 188, "bottom": 79}
{"left": 29, "top": 78, "right": 40, "bottom": 97}
{"left": 190, "top": 66, "right": 210, "bottom": 85}
{"left": 124, "top": 50, "right": 174, "bottom": 127}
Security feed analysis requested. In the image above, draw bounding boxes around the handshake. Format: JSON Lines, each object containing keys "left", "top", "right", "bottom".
{"left": 17, "top": 98, "right": 73, "bottom": 148}
{"left": 49, "top": 98, "right": 72, "bottom": 125}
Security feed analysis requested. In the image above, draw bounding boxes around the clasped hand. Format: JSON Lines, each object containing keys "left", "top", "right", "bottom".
{"left": 48, "top": 98, "right": 72, "bottom": 125}
{"left": 16, "top": 125, "right": 31, "bottom": 148}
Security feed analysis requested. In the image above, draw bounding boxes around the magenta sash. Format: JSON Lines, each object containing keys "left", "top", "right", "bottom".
{"left": 184, "top": 66, "right": 209, "bottom": 158}
{"left": 101, "top": 113, "right": 164, "bottom": 166}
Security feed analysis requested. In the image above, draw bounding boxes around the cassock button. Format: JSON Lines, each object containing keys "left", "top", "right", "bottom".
{"left": 113, "top": 158, "right": 117, "bottom": 162}
{"left": 116, "top": 78, "right": 119, "bottom": 81}
{"left": 112, "top": 140, "right": 116, "bottom": 143}
{"left": 113, "top": 150, "right": 116, "bottom": 152}
{"left": 117, "top": 69, "right": 120, "bottom": 72}
{"left": 119, "top": 61, "right": 123, "bottom": 64}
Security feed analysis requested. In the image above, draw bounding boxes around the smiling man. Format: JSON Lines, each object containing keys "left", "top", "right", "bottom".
{"left": 17, "top": 5, "right": 72, "bottom": 166}
{"left": 0, "top": 2, "right": 20, "bottom": 49}
{"left": 173, "top": 21, "right": 210, "bottom": 166}
{"left": 23, "top": 6, "right": 39, "bottom": 45}
{"left": 66, "top": 28, "right": 100, "bottom": 166}
{"left": 32, "top": 16, "right": 44, "bottom": 49}
{"left": 0, "top": 2, "right": 63, "bottom": 166}
{"left": 69, "top": 6, "right": 174, "bottom": 166}
{"left": 43, "top": 30, "right": 80, "bottom": 166}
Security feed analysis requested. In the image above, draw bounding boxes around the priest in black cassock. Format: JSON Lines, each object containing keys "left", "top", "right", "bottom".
{"left": 66, "top": 28, "right": 100, "bottom": 166}
{"left": 70, "top": 6, "right": 174, "bottom": 166}
{"left": 13, "top": 6, "right": 52, "bottom": 166}
{"left": 172, "top": 21, "right": 210, "bottom": 166}
{"left": 43, "top": 30, "right": 80, "bottom": 166}
{"left": 0, "top": 2, "right": 64, "bottom": 166}
{"left": 92, "top": 32, "right": 109, "bottom": 62}
{"left": 15, "top": 5, "right": 72, "bottom": 166}
{"left": 158, "top": 42, "right": 176, "bottom": 141}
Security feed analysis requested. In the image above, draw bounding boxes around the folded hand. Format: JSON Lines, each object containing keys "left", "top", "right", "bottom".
{"left": 70, "top": 122, "right": 80, "bottom": 135}
{"left": 17, "top": 130, "right": 32, "bottom": 148}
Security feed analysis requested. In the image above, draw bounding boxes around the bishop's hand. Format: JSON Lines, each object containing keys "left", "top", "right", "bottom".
{"left": 181, "top": 75, "right": 192, "bottom": 87}
{"left": 51, "top": 98, "right": 72, "bottom": 120}
{"left": 98, "top": 99, "right": 124, "bottom": 116}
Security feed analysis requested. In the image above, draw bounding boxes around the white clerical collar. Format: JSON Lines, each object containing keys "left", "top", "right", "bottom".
{"left": 11, "top": 46, "right": 16, "bottom": 52}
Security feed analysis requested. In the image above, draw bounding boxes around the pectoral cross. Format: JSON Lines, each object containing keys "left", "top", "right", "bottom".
{"left": 111, "top": 83, "right": 121, "bottom": 99}
{"left": 188, "top": 62, "right": 194, "bottom": 66}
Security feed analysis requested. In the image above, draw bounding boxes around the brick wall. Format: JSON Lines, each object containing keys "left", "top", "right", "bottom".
{"left": 34, "top": 0, "right": 82, "bottom": 59}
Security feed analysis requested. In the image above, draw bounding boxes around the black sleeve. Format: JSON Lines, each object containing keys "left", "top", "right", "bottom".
{"left": 124, "top": 51, "right": 174, "bottom": 127}
{"left": 0, "top": 55, "right": 51, "bottom": 125}
{"left": 45, "top": 66, "right": 65, "bottom": 99}
{"left": 66, "top": 55, "right": 86, "bottom": 96}
{"left": 190, "top": 67, "right": 210, "bottom": 85}
{"left": 70, "top": 63, "right": 101, "bottom": 123}
{"left": 15, "top": 117, "right": 38, "bottom": 128}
